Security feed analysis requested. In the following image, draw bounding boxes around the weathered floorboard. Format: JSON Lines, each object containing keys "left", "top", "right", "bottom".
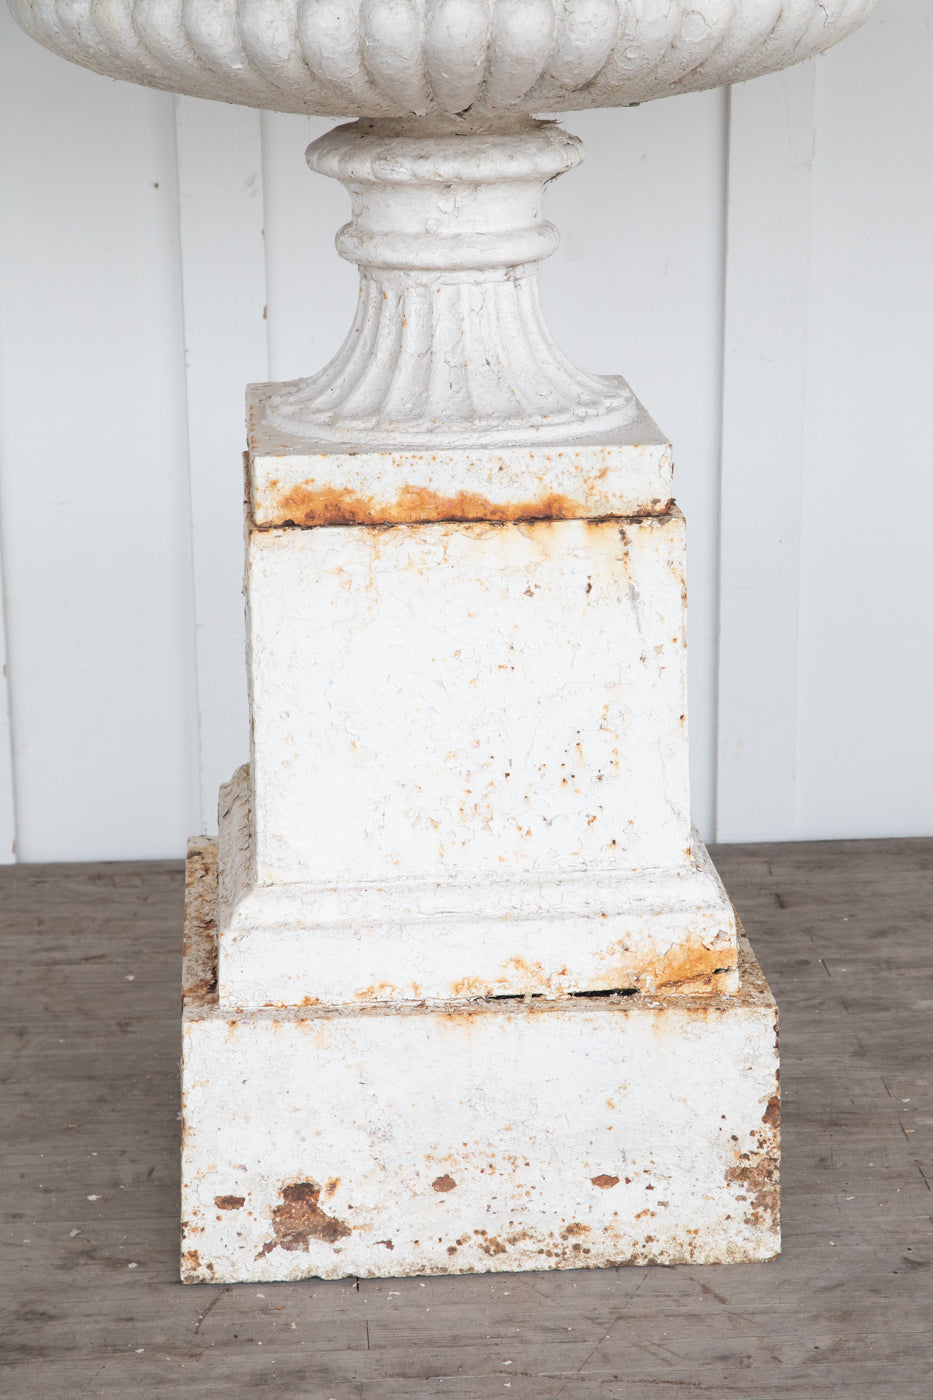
{"left": 2, "top": 840, "right": 932, "bottom": 1397}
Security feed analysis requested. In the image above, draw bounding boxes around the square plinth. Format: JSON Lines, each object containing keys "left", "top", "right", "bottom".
{"left": 182, "top": 840, "right": 780, "bottom": 1284}
{"left": 218, "top": 508, "right": 739, "bottom": 1006}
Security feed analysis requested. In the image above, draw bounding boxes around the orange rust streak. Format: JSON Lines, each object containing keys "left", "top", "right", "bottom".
{"left": 265, "top": 480, "right": 587, "bottom": 528}
{"left": 602, "top": 939, "right": 736, "bottom": 995}
{"left": 448, "top": 976, "right": 488, "bottom": 999}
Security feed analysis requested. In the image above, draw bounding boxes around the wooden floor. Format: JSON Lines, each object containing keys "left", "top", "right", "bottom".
{"left": 3, "top": 841, "right": 932, "bottom": 1398}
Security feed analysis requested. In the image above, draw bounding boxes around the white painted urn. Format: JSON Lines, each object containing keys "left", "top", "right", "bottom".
{"left": 10, "top": 0, "right": 879, "bottom": 446}
{"left": 9, "top": 1, "right": 880, "bottom": 1283}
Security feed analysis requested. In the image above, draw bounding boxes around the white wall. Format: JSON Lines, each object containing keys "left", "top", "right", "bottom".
{"left": 795, "top": 0, "right": 933, "bottom": 840}
{"left": 0, "top": 0, "right": 929, "bottom": 862}
{"left": 0, "top": 15, "right": 198, "bottom": 862}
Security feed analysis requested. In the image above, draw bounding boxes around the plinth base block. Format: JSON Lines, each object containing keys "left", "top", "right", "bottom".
{"left": 181, "top": 840, "right": 780, "bottom": 1284}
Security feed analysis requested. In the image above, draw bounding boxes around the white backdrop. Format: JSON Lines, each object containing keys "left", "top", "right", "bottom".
{"left": 0, "top": 0, "right": 930, "bottom": 863}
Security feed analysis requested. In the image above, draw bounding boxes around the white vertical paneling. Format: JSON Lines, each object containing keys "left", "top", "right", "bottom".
{"left": 716, "top": 65, "right": 816, "bottom": 842}
{"left": 0, "top": 9, "right": 199, "bottom": 861}
{"left": 260, "top": 113, "right": 357, "bottom": 385}
{"left": 544, "top": 95, "right": 728, "bottom": 840}
{"left": 795, "top": 0, "right": 933, "bottom": 838}
{"left": 175, "top": 97, "right": 268, "bottom": 831}
{"left": 0, "top": 544, "right": 15, "bottom": 861}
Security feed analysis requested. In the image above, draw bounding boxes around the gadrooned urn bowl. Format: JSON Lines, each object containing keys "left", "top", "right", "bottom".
{"left": 10, "top": 0, "right": 881, "bottom": 448}
{"left": 11, "top": 1, "right": 878, "bottom": 120}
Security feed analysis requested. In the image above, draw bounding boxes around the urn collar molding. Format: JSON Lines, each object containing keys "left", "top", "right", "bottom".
{"left": 260, "top": 119, "right": 640, "bottom": 448}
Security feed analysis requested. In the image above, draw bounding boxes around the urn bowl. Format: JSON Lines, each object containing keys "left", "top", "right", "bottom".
{"left": 11, "top": 0, "right": 878, "bottom": 120}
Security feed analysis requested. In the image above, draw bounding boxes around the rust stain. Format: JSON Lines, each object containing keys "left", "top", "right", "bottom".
{"left": 591, "top": 1174, "right": 620, "bottom": 1189}
{"left": 502, "top": 954, "right": 546, "bottom": 983}
{"left": 560, "top": 1221, "right": 591, "bottom": 1239}
{"left": 353, "top": 982, "right": 399, "bottom": 1002}
{"left": 432, "top": 1174, "right": 457, "bottom": 1193}
{"left": 182, "top": 841, "right": 218, "bottom": 1006}
{"left": 436, "top": 1007, "right": 491, "bottom": 1030}
{"left": 725, "top": 1153, "right": 780, "bottom": 1227}
{"left": 448, "top": 975, "right": 488, "bottom": 999}
{"left": 256, "top": 1181, "right": 351, "bottom": 1258}
{"left": 264, "top": 480, "right": 586, "bottom": 529}
{"left": 601, "top": 936, "right": 736, "bottom": 996}
{"left": 180, "top": 1247, "right": 214, "bottom": 1282}
{"left": 762, "top": 1094, "right": 780, "bottom": 1129}
{"left": 375, "top": 1239, "right": 394, "bottom": 1250}
{"left": 479, "top": 1236, "right": 508, "bottom": 1257}
{"left": 214, "top": 1195, "right": 245, "bottom": 1211}
{"left": 347, "top": 980, "right": 395, "bottom": 1002}
{"left": 653, "top": 947, "right": 733, "bottom": 993}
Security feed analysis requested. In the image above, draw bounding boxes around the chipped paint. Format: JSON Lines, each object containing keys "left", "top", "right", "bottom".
{"left": 256, "top": 1181, "right": 352, "bottom": 1257}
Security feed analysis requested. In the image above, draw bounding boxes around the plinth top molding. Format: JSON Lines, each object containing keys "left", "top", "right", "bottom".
{"left": 11, "top": 0, "right": 878, "bottom": 119}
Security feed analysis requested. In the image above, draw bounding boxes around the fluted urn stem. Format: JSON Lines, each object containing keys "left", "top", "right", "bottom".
{"left": 262, "top": 117, "right": 636, "bottom": 448}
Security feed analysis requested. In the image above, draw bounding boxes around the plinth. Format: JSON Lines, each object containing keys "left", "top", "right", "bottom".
{"left": 180, "top": 404, "right": 780, "bottom": 1282}
{"left": 178, "top": 118, "right": 779, "bottom": 1281}
{"left": 182, "top": 838, "right": 778, "bottom": 1283}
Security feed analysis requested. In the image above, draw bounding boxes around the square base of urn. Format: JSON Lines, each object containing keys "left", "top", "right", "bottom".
{"left": 181, "top": 839, "right": 780, "bottom": 1283}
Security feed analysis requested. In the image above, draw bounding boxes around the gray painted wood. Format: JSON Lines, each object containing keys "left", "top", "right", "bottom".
{"left": 3, "top": 841, "right": 932, "bottom": 1396}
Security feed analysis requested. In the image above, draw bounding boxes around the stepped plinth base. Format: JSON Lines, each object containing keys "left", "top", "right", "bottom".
{"left": 181, "top": 840, "right": 779, "bottom": 1284}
